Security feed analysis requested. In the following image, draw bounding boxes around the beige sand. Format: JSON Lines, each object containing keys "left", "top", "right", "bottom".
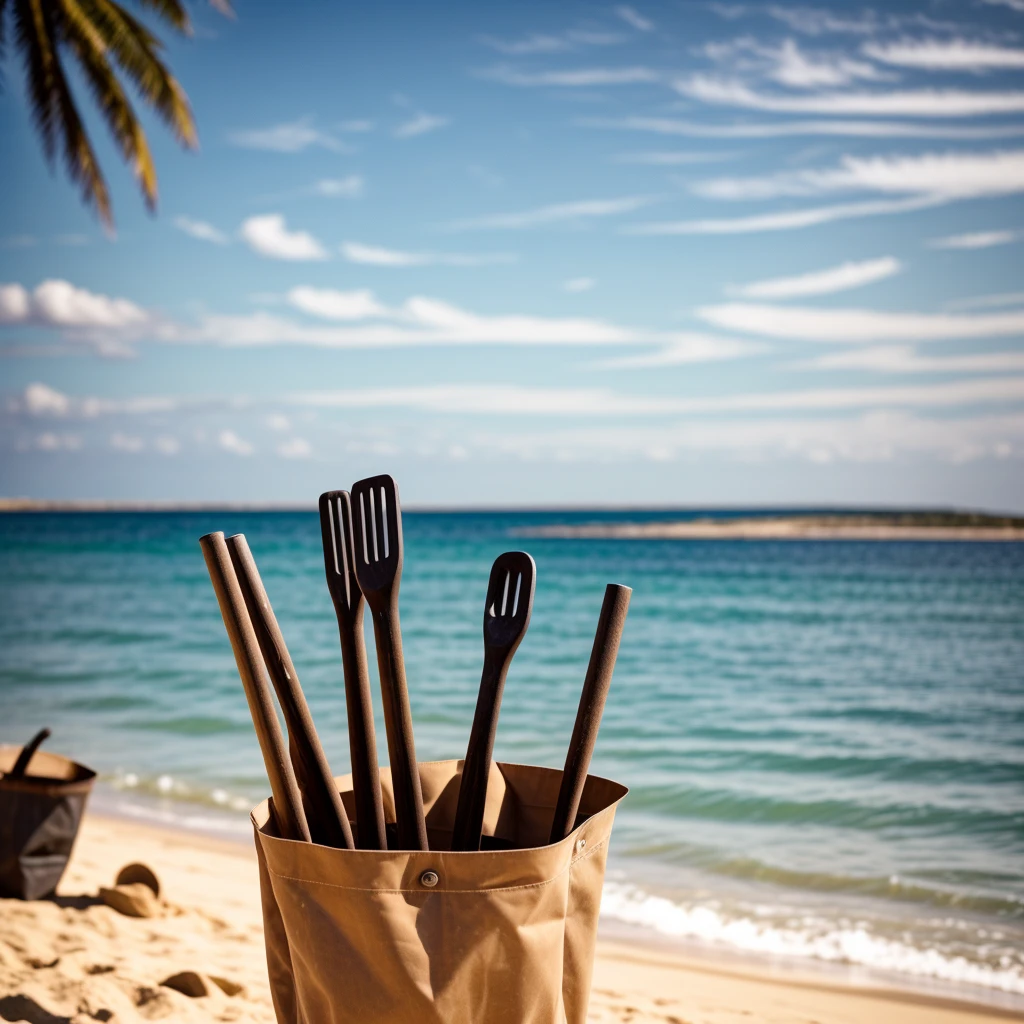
{"left": 0, "top": 812, "right": 1014, "bottom": 1024}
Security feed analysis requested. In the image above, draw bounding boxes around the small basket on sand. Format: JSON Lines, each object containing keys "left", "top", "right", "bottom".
{"left": 0, "top": 729, "right": 96, "bottom": 900}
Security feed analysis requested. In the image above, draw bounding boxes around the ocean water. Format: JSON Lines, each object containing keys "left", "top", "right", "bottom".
{"left": 1, "top": 510, "right": 1022, "bottom": 1008}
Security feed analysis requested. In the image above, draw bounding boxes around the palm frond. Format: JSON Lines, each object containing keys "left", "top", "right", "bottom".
{"left": 59, "top": 0, "right": 157, "bottom": 208}
{"left": 131, "top": 0, "right": 190, "bottom": 34}
{"left": 14, "top": 0, "right": 111, "bottom": 224}
{"left": 0, "top": 0, "right": 10, "bottom": 89}
{"left": 78, "top": 0, "right": 196, "bottom": 147}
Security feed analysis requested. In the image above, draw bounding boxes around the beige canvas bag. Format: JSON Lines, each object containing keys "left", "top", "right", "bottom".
{"left": 252, "top": 758, "right": 627, "bottom": 1024}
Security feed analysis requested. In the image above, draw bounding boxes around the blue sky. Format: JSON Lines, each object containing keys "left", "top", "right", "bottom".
{"left": 3, "top": 0, "right": 1024, "bottom": 508}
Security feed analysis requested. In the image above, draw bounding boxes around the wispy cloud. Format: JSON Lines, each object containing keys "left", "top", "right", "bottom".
{"left": 704, "top": 37, "right": 887, "bottom": 89}
{"left": 697, "top": 302, "right": 1024, "bottom": 343}
{"left": 677, "top": 75, "right": 1024, "bottom": 117}
{"left": 978, "top": 0, "right": 1024, "bottom": 13}
{"left": 448, "top": 195, "right": 658, "bottom": 230}
{"left": 595, "top": 334, "right": 765, "bottom": 368}
{"left": 945, "top": 291, "right": 1024, "bottom": 311}
{"left": 480, "top": 65, "right": 660, "bottom": 87}
{"left": 616, "top": 6, "right": 654, "bottom": 32}
{"left": 287, "top": 287, "right": 387, "bottom": 320}
{"left": 313, "top": 176, "right": 364, "bottom": 198}
{"left": 864, "top": 38, "right": 1024, "bottom": 71}
{"left": 563, "top": 277, "right": 595, "bottom": 293}
{"left": 174, "top": 217, "right": 228, "bottom": 245}
{"left": 581, "top": 116, "right": 1024, "bottom": 140}
{"left": 929, "top": 229, "right": 1021, "bottom": 249}
{"left": 479, "top": 28, "right": 624, "bottom": 55}
{"left": 614, "top": 150, "right": 739, "bottom": 165}
{"left": 626, "top": 195, "right": 941, "bottom": 235}
{"left": 239, "top": 215, "right": 328, "bottom": 261}
{"left": 800, "top": 346, "right": 1024, "bottom": 374}
{"left": 693, "top": 150, "right": 1024, "bottom": 202}
{"left": 394, "top": 113, "right": 449, "bottom": 138}
{"left": 228, "top": 117, "right": 350, "bottom": 153}
{"left": 341, "top": 242, "right": 516, "bottom": 267}
{"left": 729, "top": 257, "right": 901, "bottom": 299}
{"left": 218, "top": 429, "right": 254, "bottom": 456}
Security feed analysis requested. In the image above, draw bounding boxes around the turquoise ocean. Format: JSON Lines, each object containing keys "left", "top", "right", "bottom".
{"left": 1, "top": 511, "right": 1022, "bottom": 1009}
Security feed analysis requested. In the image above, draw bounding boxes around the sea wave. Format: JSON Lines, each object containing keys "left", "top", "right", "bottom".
{"left": 600, "top": 882, "right": 1024, "bottom": 996}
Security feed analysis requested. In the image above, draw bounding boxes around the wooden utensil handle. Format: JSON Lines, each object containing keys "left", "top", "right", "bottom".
{"left": 451, "top": 650, "right": 509, "bottom": 851}
{"left": 227, "top": 535, "right": 353, "bottom": 850}
{"left": 200, "top": 533, "right": 310, "bottom": 844}
{"left": 371, "top": 602, "right": 427, "bottom": 851}
{"left": 550, "top": 584, "right": 632, "bottom": 844}
{"left": 337, "top": 612, "right": 387, "bottom": 850}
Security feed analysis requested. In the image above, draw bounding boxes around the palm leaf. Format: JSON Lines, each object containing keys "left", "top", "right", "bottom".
{"left": 58, "top": 0, "right": 157, "bottom": 207}
{"left": 13, "top": 0, "right": 112, "bottom": 224}
{"left": 132, "top": 0, "right": 190, "bottom": 34}
{"left": 78, "top": 0, "right": 195, "bottom": 147}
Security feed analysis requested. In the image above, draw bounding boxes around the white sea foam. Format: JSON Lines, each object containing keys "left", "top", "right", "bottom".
{"left": 600, "top": 882, "right": 1024, "bottom": 996}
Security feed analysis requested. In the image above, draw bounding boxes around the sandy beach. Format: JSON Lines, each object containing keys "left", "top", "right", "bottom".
{"left": 0, "top": 812, "right": 1014, "bottom": 1024}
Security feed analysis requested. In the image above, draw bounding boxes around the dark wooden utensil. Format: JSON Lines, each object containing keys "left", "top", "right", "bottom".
{"left": 200, "top": 531, "right": 310, "bottom": 843}
{"left": 549, "top": 583, "right": 632, "bottom": 844}
{"left": 7, "top": 728, "right": 51, "bottom": 779}
{"left": 319, "top": 490, "right": 387, "bottom": 850}
{"left": 451, "top": 552, "right": 536, "bottom": 852}
{"left": 227, "top": 533, "right": 353, "bottom": 850}
{"left": 350, "top": 474, "right": 427, "bottom": 851}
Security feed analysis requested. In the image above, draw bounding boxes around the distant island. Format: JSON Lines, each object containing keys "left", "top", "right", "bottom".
{"left": 515, "top": 511, "right": 1024, "bottom": 542}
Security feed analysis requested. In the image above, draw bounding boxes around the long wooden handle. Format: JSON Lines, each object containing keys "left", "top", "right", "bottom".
{"left": 371, "top": 600, "right": 427, "bottom": 851}
{"left": 227, "top": 534, "right": 353, "bottom": 850}
{"left": 200, "top": 532, "right": 310, "bottom": 843}
{"left": 336, "top": 614, "right": 387, "bottom": 850}
{"left": 451, "top": 650, "right": 510, "bottom": 851}
{"left": 550, "top": 584, "right": 632, "bottom": 844}
{"left": 8, "top": 727, "right": 51, "bottom": 779}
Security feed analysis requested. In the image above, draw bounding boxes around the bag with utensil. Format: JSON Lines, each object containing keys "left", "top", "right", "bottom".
{"left": 201, "top": 474, "right": 631, "bottom": 1024}
{"left": 0, "top": 730, "right": 96, "bottom": 900}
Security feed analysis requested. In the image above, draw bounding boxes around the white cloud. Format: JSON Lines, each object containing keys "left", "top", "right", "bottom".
{"left": 479, "top": 29, "right": 625, "bottom": 55}
{"left": 481, "top": 65, "right": 660, "bottom": 87}
{"left": 267, "top": 413, "right": 291, "bottom": 431}
{"left": 595, "top": 334, "right": 765, "bottom": 368}
{"left": 627, "top": 195, "right": 941, "bottom": 235}
{"left": 22, "top": 382, "right": 71, "bottom": 416}
{"left": 616, "top": 6, "right": 654, "bottom": 31}
{"left": 240, "top": 215, "right": 328, "bottom": 261}
{"left": 31, "top": 432, "right": 82, "bottom": 452}
{"left": 693, "top": 149, "right": 1024, "bottom": 201}
{"left": 614, "top": 150, "right": 738, "bottom": 165}
{"left": 563, "top": 277, "right": 595, "bottom": 293}
{"left": 287, "top": 287, "right": 388, "bottom": 321}
{"left": 704, "top": 37, "right": 886, "bottom": 89}
{"left": 980, "top": 0, "right": 1024, "bottom": 10}
{"left": 801, "top": 346, "right": 1024, "bottom": 374}
{"left": 698, "top": 302, "right": 1024, "bottom": 343}
{"left": 945, "top": 291, "right": 1024, "bottom": 311}
{"left": 341, "top": 241, "right": 516, "bottom": 267}
{"left": 276, "top": 437, "right": 312, "bottom": 459}
{"left": 864, "top": 38, "right": 1024, "bottom": 71}
{"left": 394, "top": 113, "right": 449, "bottom": 138}
{"left": 0, "top": 280, "right": 148, "bottom": 329}
{"left": 729, "top": 257, "right": 901, "bottom": 299}
{"left": 313, "top": 176, "right": 364, "bottom": 198}
{"left": 929, "top": 229, "right": 1020, "bottom": 249}
{"left": 110, "top": 432, "right": 144, "bottom": 453}
{"left": 764, "top": 7, "right": 881, "bottom": 35}
{"left": 154, "top": 436, "right": 180, "bottom": 456}
{"left": 228, "top": 117, "right": 348, "bottom": 153}
{"left": 174, "top": 217, "right": 228, "bottom": 245}
{"left": 677, "top": 74, "right": 1024, "bottom": 117}
{"left": 218, "top": 429, "right": 254, "bottom": 456}
{"left": 581, "top": 116, "right": 1024, "bottom": 140}
{"left": 448, "top": 195, "right": 657, "bottom": 230}
{"left": 291, "top": 377, "right": 1024, "bottom": 414}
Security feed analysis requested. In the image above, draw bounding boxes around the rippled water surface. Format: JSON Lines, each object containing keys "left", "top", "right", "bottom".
{"left": 1, "top": 511, "right": 1022, "bottom": 1005}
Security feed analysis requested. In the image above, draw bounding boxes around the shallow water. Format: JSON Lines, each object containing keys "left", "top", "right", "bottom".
{"left": 1, "top": 511, "right": 1022, "bottom": 1005}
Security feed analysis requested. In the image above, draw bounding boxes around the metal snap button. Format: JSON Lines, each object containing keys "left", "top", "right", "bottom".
{"left": 420, "top": 870, "right": 439, "bottom": 888}
{"left": 577, "top": 838, "right": 586, "bottom": 852}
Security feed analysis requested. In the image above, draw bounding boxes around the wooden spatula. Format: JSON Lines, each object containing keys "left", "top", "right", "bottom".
{"left": 350, "top": 474, "right": 427, "bottom": 852}
{"left": 319, "top": 490, "right": 387, "bottom": 850}
{"left": 451, "top": 552, "right": 536, "bottom": 851}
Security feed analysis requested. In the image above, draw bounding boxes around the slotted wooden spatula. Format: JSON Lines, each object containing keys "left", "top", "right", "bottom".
{"left": 350, "top": 474, "right": 428, "bottom": 852}
{"left": 319, "top": 489, "right": 387, "bottom": 850}
{"left": 451, "top": 552, "right": 536, "bottom": 851}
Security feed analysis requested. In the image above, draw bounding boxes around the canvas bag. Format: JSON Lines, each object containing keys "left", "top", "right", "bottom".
{"left": 252, "top": 758, "right": 627, "bottom": 1024}
{"left": 0, "top": 745, "right": 96, "bottom": 900}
